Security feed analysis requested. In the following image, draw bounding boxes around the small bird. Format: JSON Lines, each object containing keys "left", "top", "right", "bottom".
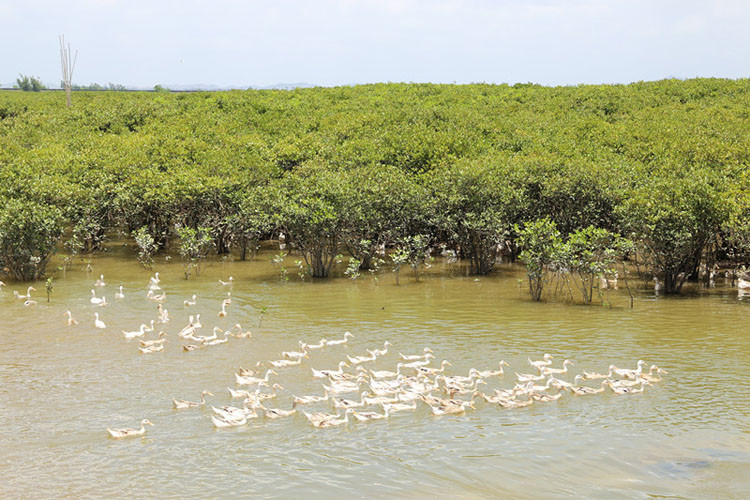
{"left": 106, "top": 419, "right": 153, "bottom": 439}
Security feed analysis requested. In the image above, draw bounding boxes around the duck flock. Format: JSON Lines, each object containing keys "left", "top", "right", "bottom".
{"left": 2, "top": 275, "right": 668, "bottom": 439}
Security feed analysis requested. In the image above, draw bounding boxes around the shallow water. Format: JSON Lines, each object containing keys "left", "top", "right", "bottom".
{"left": 1, "top": 245, "right": 749, "bottom": 499}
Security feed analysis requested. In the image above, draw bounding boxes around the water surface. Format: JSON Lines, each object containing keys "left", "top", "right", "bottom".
{"left": 1, "top": 246, "right": 749, "bottom": 499}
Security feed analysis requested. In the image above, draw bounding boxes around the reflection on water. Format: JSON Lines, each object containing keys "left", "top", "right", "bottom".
{"left": 1, "top": 245, "right": 749, "bottom": 499}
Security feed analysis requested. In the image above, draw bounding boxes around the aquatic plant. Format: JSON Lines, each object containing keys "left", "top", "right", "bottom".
{"left": 0, "top": 199, "right": 62, "bottom": 281}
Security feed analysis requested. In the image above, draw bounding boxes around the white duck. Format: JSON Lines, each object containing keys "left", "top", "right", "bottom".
{"left": 219, "top": 277, "right": 234, "bottom": 286}
{"left": 122, "top": 324, "right": 148, "bottom": 339}
{"left": 94, "top": 313, "right": 106, "bottom": 329}
{"left": 311, "top": 361, "right": 349, "bottom": 379}
{"left": 400, "top": 347, "right": 433, "bottom": 361}
{"left": 106, "top": 419, "right": 153, "bottom": 439}
{"left": 94, "top": 274, "right": 106, "bottom": 287}
{"left": 90, "top": 289, "right": 105, "bottom": 305}
{"left": 184, "top": 295, "right": 197, "bottom": 306}
{"left": 64, "top": 310, "right": 79, "bottom": 326}
{"left": 326, "top": 331, "right": 354, "bottom": 346}
{"left": 173, "top": 390, "right": 214, "bottom": 409}
{"left": 14, "top": 286, "right": 36, "bottom": 300}
{"left": 114, "top": 286, "right": 125, "bottom": 299}
{"left": 528, "top": 353, "right": 554, "bottom": 369}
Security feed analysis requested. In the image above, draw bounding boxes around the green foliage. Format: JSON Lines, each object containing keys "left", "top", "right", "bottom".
{"left": 0, "top": 199, "right": 63, "bottom": 281}
{"left": 45, "top": 277, "right": 54, "bottom": 302}
{"left": 16, "top": 74, "right": 46, "bottom": 92}
{"left": 558, "top": 226, "right": 630, "bottom": 304}
{"left": 176, "top": 225, "right": 213, "bottom": 279}
{"left": 517, "top": 218, "right": 562, "bottom": 301}
{"left": 617, "top": 171, "right": 731, "bottom": 293}
{"left": 133, "top": 226, "right": 157, "bottom": 269}
{"left": 0, "top": 79, "right": 748, "bottom": 296}
{"left": 393, "top": 234, "right": 433, "bottom": 283}
{"left": 153, "top": 85, "right": 170, "bottom": 93}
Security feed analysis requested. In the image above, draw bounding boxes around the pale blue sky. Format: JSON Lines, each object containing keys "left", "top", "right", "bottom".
{"left": 1, "top": 0, "right": 748, "bottom": 88}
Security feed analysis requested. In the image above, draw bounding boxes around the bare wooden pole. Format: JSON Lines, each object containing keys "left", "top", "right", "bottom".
{"left": 59, "top": 35, "right": 77, "bottom": 107}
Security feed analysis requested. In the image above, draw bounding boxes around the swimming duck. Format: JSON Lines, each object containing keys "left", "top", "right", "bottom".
{"left": 219, "top": 277, "right": 234, "bottom": 286}
{"left": 94, "top": 275, "right": 106, "bottom": 287}
{"left": 260, "top": 403, "right": 297, "bottom": 419}
{"left": 333, "top": 392, "right": 368, "bottom": 409}
{"left": 639, "top": 365, "right": 668, "bottom": 383}
{"left": 311, "top": 361, "right": 349, "bottom": 379}
{"left": 369, "top": 341, "right": 392, "bottom": 357}
{"left": 184, "top": 295, "right": 197, "bottom": 306}
{"left": 566, "top": 378, "right": 608, "bottom": 396}
{"left": 471, "top": 361, "right": 509, "bottom": 378}
{"left": 326, "top": 331, "right": 354, "bottom": 346}
{"left": 230, "top": 323, "right": 252, "bottom": 338}
{"left": 427, "top": 400, "right": 474, "bottom": 416}
{"left": 541, "top": 359, "right": 574, "bottom": 376}
{"left": 531, "top": 392, "right": 562, "bottom": 402}
{"left": 370, "top": 364, "right": 404, "bottom": 380}
{"left": 218, "top": 302, "right": 228, "bottom": 318}
{"left": 205, "top": 332, "right": 231, "bottom": 346}
{"left": 516, "top": 371, "right": 546, "bottom": 382}
{"left": 114, "top": 286, "right": 125, "bottom": 299}
{"left": 605, "top": 380, "right": 646, "bottom": 395}
{"left": 146, "top": 290, "right": 166, "bottom": 302}
{"left": 94, "top": 313, "right": 106, "bottom": 329}
{"left": 148, "top": 273, "right": 161, "bottom": 290}
{"left": 173, "top": 390, "right": 213, "bottom": 409}
{"left": 303, "top": 409, "right": 342, "bottom": 426}
{"left": 235, "top": 369, "right": 278, "bottom": 386}
{"left": 351, "top": 408, "right": 390, "bottom": 422}
{"left": 106, "top": 419, "right": 153, "bottom": 439}
{"left": 311, "top": 409, "right": 353, "bottom": 428}
{"left": 23, "top": 299, "right": 37, "bottom": 307}
{"left": 300, "top": 338, "right": 327, "bottom": 350}
{"left": 381, "top": 401, "right": 417, "bottom": 413}
{"left": 528, "top": 354, "right": 554, "bottom": 369}
{"left": 140, "top": 331, "right": 167, "bottom": 347}
{"left": 400, "top": 347, "right": 433, "bottom": 361}
{"left": 122, "top": 324, "right": 148, "bottom": 339}
{"left": 401, "top": 353, "right": 435, "bottom": 368}
{"left": 293, "top": 391, "right": 330, "bottom": 405}
{"left": 89, "top": 289, "right": 104, "bottom": 304}
{"left": 347, "top": 351, "right": 378, "bottom": 365}
{"left": 64, "top": 310, "right": 79, "bottom": 326}
{"left": 609, "top": 360, "right": 647, "bottom": 380}
{"left": 282, "top": 347, "right": 309, "bottom": 360}
{"left": 269, "top": 358, "right": 302, "bottom": 368}
{"left": 14, "top": 286, "right": 36, "bottom": 300}
{"left": 211, "top": 413, "right": 247, "bottom": 428}
{"left": 138, "top": 344, "right": 163, "bottom": 354}
{"left": 418, "top": 360, "right": 452, "bottom": 376}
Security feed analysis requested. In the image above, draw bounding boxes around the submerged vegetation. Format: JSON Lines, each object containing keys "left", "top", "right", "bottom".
{"left": 1, "top": 79, "right": 749, "bottom": 298}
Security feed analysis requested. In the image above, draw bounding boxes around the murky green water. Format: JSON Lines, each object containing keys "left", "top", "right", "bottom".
{"left": 1, "top": 244, "right": 749, "bottom": 499}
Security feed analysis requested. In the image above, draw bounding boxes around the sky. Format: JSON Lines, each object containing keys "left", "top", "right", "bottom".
{"left": 1, "top": 0, "right": 748, "bottom": 88}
